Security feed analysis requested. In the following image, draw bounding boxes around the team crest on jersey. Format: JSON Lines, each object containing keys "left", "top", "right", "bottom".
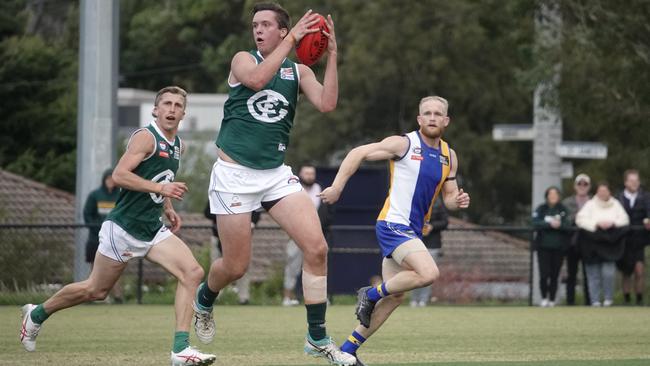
{"left": 247, "top": 90, "right": 289, "bottom": 123}
{"left": 149, "top": 169, "right": 175, "bottom": 204}
{"left": 412, "top": 147, "right": 422, "bottom": 154}
{"left": 278, "top": 143, "right": 286, "bottom": 152}
{"left": 288, "top": 175, "right": 300, "bottom": 184}
{"left": 280, "top": 67, "right": 295, "bottom": 80}
{"left": 439, "top": 154, "right": 450, "bottom": 166}
{"left": 159, "top": 141, "right": 168, "bottom": 151}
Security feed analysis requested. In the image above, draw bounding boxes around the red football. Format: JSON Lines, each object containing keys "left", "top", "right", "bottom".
{"left": 295, "top": 15, "right": 329, "bottom": 66}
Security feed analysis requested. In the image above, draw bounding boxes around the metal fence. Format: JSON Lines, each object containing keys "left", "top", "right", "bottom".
{"left": 0, "top": 223, "right": 546, "bottom": 305}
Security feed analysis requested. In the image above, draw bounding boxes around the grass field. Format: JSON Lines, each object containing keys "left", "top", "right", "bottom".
{"left": 2, "top": 304, "right": 649, "bottom": 365}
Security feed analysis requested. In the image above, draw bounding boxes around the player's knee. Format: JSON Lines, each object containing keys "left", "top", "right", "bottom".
{"left": 224, "top": 262, "right": 248, "bottom": 281}
{"left": 87, "top": 285, "right": 110, "bottom": 301}
{"left": 420, "top": 266, "right": 440, "bottom": 286}
{"left": 303, "top": 239, "right": 328, "bottom": 263}
{"left": 181, "top": 264, "right": 204, "bottom": 286}
{"left": 389, "top": 292, "right": 406, "bottom": 304}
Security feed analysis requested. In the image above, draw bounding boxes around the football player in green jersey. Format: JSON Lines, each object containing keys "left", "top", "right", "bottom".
{"left": 20, "top": 86, "right": 216, "bottom": 366}
{"left": 193, "top": 3, "right": 355, "bottom": 365}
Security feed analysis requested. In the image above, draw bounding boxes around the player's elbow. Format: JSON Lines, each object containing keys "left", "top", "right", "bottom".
{"left": 111, "top": 170, "right": 126, "bottom": 187}
{"left": 244, "top": 75, "right": 267, "bottom": 91}
{"left": 318, "top": 99, "right": 337, "bottom": 113}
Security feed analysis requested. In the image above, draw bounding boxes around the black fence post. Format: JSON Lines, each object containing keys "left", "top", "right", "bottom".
{"left": 137, "top": 258, "right": 144, "bottom": 304}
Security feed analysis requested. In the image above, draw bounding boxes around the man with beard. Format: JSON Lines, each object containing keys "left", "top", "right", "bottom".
{"left": 320, "top": 96, "right": 470, "bottom": 364}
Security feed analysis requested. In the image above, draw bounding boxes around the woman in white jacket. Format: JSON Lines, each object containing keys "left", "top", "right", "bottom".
{"left": 576, "top": 182, "right": 629, "bottom": 306}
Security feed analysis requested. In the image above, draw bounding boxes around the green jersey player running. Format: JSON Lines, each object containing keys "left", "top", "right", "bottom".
{"left": 192, "top": 3, "right": 355, "bottom": 366}
{"left": 19, "top": 86, "right": 216, "bottom": 366}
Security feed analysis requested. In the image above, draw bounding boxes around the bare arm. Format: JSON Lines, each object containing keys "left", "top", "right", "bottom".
{"left": 319, "top": 135, "right": 409, "bottom": 204}
{"left": 299, "top": 15, "right": 338, "bottom": 112}
{"left": 231, "top": 11, "right": 321, "bottom": 91}
{"left": 112, "top": 130, "right": 187, "bottom": 201}
{"left": 441, "top": 149, "right": 470, "bottom": 210}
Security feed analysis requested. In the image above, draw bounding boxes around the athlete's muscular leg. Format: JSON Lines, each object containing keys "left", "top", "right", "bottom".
{"left": 355, "top": 257, "right": 405, "bottom": 339}
{"left": 147, "top": 235, "right": 204, "bottom": 332}
{"left": 383, "top": 242, "right": 440, "bottom": 294}
{"left": 268, "top": 191, "right": 328, "bottom": 303}
{"left": 43, "top": 254, "right": 126, "bottom": 314}
{"left": 207, "top": 213, "right": 253, "bottom": 292}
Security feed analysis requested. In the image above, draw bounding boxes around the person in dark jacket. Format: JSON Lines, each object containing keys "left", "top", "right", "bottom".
{"left": 82, "top": 168, "right": 122, "bottom": 302}
{"left": 616, "top": 169, "right": 650, "bottom": 305}
{"left": 561, "top": 173, "right": 592, "bottom": 305}
{"left": 410, "top": 197, "right": 448, "bottom": 307}
{"left": 532, "top": 186, "right": 570, "bottom": 307}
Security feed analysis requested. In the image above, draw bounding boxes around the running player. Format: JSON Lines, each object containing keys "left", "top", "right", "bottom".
{"left": 191, "top": 3, "right": 354, "bottom": 366}
{"left": 320, "top": 96, "right": 470, "bottom": 365}
{"left": 19, "top": 86, "right": 216, "bottom": 366}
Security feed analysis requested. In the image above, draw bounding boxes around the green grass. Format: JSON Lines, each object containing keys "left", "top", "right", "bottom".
{"left": 2, "top": 305, "right": 649, "bottom": 365}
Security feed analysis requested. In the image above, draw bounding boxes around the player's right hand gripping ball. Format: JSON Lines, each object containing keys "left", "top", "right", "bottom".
{"left": 295, "top": 14, "right": 329, "bottom": 66}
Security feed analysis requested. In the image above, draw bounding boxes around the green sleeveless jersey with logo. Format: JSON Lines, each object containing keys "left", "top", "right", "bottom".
{"left": 216, "top": 50, "right": 299, "bottom": 169}
{"left": 107, "top": 123, "right": 181, "bottom": 241}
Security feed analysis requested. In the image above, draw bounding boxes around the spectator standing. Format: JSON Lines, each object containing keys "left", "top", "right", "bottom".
{"left": 616, "top": 169, "right": 650, "bottom": 305}
{"left": 562, "top": 173, "right": 592, "bottom": 305}
{"left": 576, "top": 182, "right": 629, "bottom": 306}
{"left": 532, "top": 187, "right": 570, "bottom": 307}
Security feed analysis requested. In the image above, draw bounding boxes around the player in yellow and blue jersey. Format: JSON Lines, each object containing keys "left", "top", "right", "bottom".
{"left": 320, "top": 96, "right": 470, "bottom": 365}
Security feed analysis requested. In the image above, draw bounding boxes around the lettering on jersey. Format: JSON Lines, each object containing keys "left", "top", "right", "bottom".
{"left": 149, "top": 169, "right": 175, "bottom": 204}
{"left": 159, "top": 151, "right": 169, "bottom": 158}
{"left": 411, "top": 155, "right": 424, "bottom": 161}
{"left": 173, "top": 146, "right": 180, "bottom": 160}
{"left": 439, "top": 154, "right": 450, "bottom": 166}
{"left": 247, "top": 90, "right": 289, "bottom": 123}
{"left": 278, "top": 143, "right": 286, "bottom": 151}
{"left": 280, "top": 67, "right": 295, "bottom": 80}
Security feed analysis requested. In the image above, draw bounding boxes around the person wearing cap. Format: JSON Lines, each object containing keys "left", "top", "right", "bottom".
{"left": 616, "top": 169, "right": 650, "bottom": 305}
{"left": 561, "top": 173, "right": 592, "bottom": 305}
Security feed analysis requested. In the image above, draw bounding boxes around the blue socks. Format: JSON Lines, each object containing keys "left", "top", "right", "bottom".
{"left": 367, "top": 283, "right": 390, "bottom": 302}
{"left": 340, "top": 330, "right": 366, "bottom": 355}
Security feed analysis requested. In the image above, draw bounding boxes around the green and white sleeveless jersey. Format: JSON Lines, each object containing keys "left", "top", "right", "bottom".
{"left": 107, "top": 122, "right": 181, "bottom": 241}
{"left": 216, "top": 50, "right": 299, "bottom": 169}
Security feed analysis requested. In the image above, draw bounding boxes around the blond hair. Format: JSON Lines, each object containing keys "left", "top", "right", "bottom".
{"left": 419, "top": 96, "right": 449, "bottom": 115}
{"left": 154, "top": 86, "right": 187, "bottom": 106}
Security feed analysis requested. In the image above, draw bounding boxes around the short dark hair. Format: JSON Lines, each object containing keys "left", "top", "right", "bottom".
{"left": 252, "top": 2, "right": 291, "bottom": 30}
{"left": 623, "top": 169, "right": 639, "bottom": 181}
{"left": 154, "top": 86, "right": 187, "bottom": 106}
{"left": 596, "top": 181, "right": 610, "bottom": 191}
{"left": 544, "top": 186, "right": 561, "bottom": 200}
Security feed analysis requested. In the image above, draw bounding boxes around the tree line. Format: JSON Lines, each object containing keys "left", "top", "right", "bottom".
{"left": 1, "top": 0, "right": 648, "bottom": 224}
